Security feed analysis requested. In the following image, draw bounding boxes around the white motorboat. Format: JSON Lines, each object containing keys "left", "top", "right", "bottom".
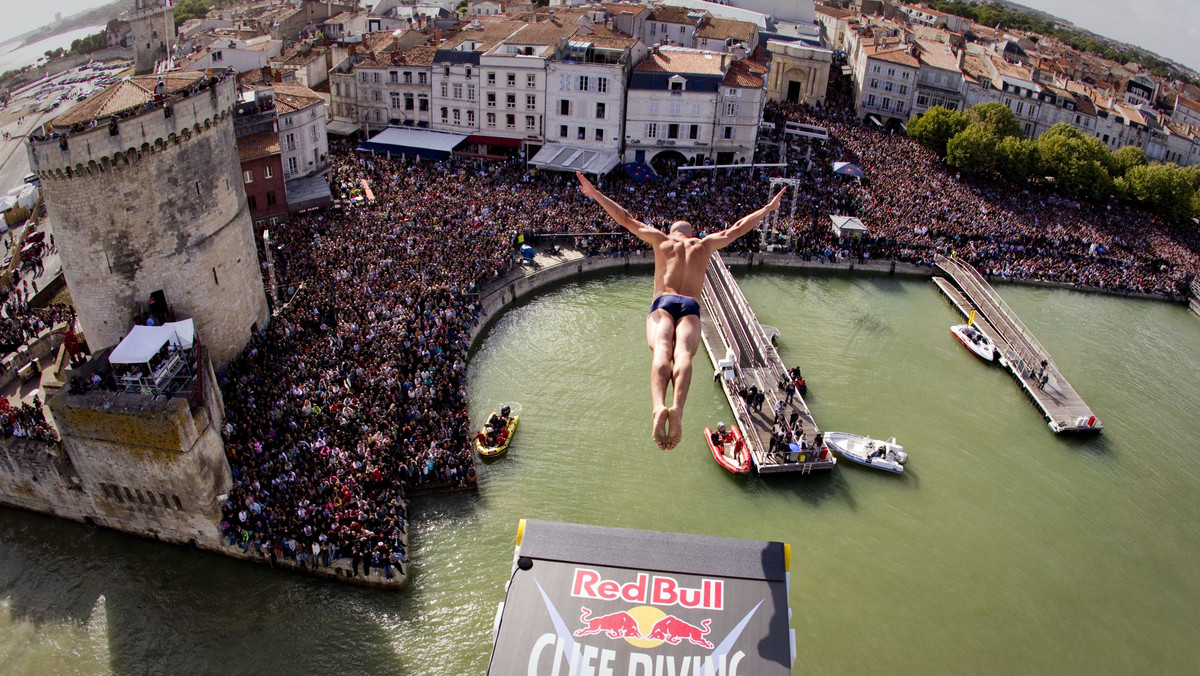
{"left": 823, "top": 432, "right": 907, "bottom": 474}
{"left": 951, "top": 323, "right": 998, "bottom": 362}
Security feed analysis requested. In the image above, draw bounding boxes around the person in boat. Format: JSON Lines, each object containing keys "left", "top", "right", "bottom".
{"left": 577, "top": 172, "right": 784, "bottom": 450}
{"left": 711, "top": 422, "right": 727, "bottom": 448}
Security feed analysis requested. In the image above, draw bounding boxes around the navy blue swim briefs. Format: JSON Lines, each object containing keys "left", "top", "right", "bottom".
{"left": 649, "top": 293, "right": 701, "bottom": 321}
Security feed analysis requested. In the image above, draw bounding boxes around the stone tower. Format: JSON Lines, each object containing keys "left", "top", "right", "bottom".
{"left": 27, "top": 71, "right": 269, "bottom": 367}
{"left": 129, "top": 0, "right": 176, "bottom": 74}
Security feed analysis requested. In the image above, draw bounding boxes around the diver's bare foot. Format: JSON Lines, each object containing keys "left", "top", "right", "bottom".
{"left": 652, "top": 406, "right": 670, "bottom": 450}
{"left": 665, "top": 407, "right": 683, "bottom": 449}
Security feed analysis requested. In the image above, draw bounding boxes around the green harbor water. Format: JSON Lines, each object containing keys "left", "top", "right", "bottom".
{"left": 2, "top": 271, "right": 1199, "bottom": 674}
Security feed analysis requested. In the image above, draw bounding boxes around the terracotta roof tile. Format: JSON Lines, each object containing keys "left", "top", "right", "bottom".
{"left": 272, "top": 82, "right": 324, "bottom": 115}
{"left": 722, "top": 59, "right": 763, "bottom": 87}
{"left": 52, "top": 71, "right": 206, "bottom": 129}
{"left": 867, "top": 45, "right": 919, "bottom": 68}
{"left": 635, "top": 47, "right": 725, "bottom": 76}
{"left": 696, "top": 17, "right": 755, "bottom": 42}
{"left": 237, "top": 130, "right": 281, "bottom": 162}
{"left": 648, "top": 6, "right": 696, "bottom": 25}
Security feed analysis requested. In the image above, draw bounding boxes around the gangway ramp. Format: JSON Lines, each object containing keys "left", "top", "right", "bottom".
{"left": 699, "top": 254, "right": 835, "bottom": 474}
{"left": 934, "top": 255, "right": 1101, "bottom": 433}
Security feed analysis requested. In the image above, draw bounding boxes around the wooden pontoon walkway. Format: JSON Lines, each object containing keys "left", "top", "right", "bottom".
{"left": 699, "top": 254, "right": 836, "bottom": 474}
{"left": 934, "top": 254, "right": 1102, "bottom": 433}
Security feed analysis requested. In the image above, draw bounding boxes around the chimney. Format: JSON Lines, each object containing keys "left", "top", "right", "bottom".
{"left": 274, "top": 68, "right": 282, "bottom": 84}
{"left": 957, "top": 46, "right": 965, "bottom": 70}
{"left": 261, "top": 64, "right": 271, "bottom": 83}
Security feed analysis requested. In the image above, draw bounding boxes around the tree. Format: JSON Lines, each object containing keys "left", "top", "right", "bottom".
{"left": 1108, "top": 145, "right": 1147, "bottom": 178}
{"left": 174, "top": 0, "right": 212, "bottom": 28}
{"left": 1125, "top": 163, "right": 1199, "bottom": 222}
{"left": 1036, "top": 123, "right": 1114, "bottom": 200}
{"left": 995, "top": 136, "right": 1038, "bottom": 183}
{"left": 967, "top": 101, "right": 1022, "bottom": 140}
{"left": 907, "top": 106, "right": 970, "bottom": 156}
{"left": 946, "top": 125, "right": 998, "bottom": 177}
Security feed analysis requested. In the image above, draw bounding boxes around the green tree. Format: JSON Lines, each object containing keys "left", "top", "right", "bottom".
{"left": 1036, "top": 124, "right": 1113, "bottom": 200}
{"left": 1108, "top": 145, "right": 1147, "bottom": 178}
{"left": 907, "top": 105, "right": 970, "bottom": 156}
{"left": 967, "top": 101, "right": 1022, "bottom": 140}
{"left": 946, "top": 125, "right": 998, "bottom": 177}
{"left": 174, "top": 0, "right": 212, "bottom": 28}
{"left": 1125, "top": 163, "right": 1198, "bottom": 221}
{"left": 995, "top": 136, "right": 1038, "bottom": 183}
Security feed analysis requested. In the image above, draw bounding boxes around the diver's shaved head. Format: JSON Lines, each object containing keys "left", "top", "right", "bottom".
{"left": 670, "top": 221, "right": 695, "bottom": 237}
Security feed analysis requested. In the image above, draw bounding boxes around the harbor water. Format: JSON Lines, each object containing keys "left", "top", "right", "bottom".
{"left": 2, "top": 271, "right": 1199, "bottom": 674}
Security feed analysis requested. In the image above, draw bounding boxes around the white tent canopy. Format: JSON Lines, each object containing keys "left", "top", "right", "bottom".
{"left": 829, "top": 215, "right": 869, "bottom": 238}
{"left": 109, "top": 319, "right": 195, "bottom": 365}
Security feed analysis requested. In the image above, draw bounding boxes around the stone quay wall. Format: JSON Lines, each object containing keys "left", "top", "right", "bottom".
{"left": 28, "top": 76, "right": 269, "bottom": 367}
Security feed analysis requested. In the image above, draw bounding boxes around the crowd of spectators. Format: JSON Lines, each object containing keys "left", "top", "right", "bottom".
{"left": 0, "top": 396, "right": 56, "bottom": 442}
{"left": 215, "top": 62, "right": 1200, "bottom": 581}
{"left": 0, "top": 301, "right": 73, "bottom": 354}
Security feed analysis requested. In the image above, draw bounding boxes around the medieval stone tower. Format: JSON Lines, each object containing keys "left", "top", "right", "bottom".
{"left": 28, "top": 71, "right": 269, "bottom": 367}
{"left": 130, "top": 0, "right": 177, "bottom": 75}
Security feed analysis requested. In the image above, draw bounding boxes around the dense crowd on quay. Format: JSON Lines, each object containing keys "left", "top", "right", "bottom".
{"left": 215, "top": 82, "right": 1200, "bottom": 580}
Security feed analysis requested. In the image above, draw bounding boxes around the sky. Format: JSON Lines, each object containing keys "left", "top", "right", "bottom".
{"left": 2, "top": 0, "right": 1198, "bottom": 72}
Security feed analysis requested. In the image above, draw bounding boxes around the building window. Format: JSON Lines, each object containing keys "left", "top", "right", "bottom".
{"left": 266, "top": 191, "right": 277, "bottom": 206}
{"left": 527, "top": 116, "right": 536, "bottom": 130}
{"left": 506, "top": 93, "right": 516, "bottom": 109}
{"left": 419, "top": 73, "right": 427, "bottom": 85}
{"left": 899, "top": 85, "right": 908, "bottom": 95}
{"left": 884, "top": 82, "right": 893, "bottom": 92}
{"left": 243, "top": 169, "right": 253, "bottom": 184}
{"left": 453, "top": 83, "right": 462, "bottom": 99}
{"left": 646, "top": 122, "right": 658, "bottom": 138}
{"left": 560, "top": 124, "right": 569, "bottom": 138}
{"left": 526, "top": 94, "right": 536, "bottom": 110}
{"left": 597, "top": 77, "right": 608, "bottom": 93}
{"left": 724, "top": 103, "right": 739, "bottom": 116}
{"left": 917, "top": 92, "right": 929, "bottom": 106}
{"left": 560, "top": 99, "right": 570, "bottom": 115}
{"left": 372, "top": 90, "right": 381, "bottom": 103}
{"left": 667, "top": 123, "right": 679, "bottom": 139}
{"left": 895, "top": 101, "right": 905, "bottom": 114}
{"left": 212, "top": 51, "right": 223, "bottom": 62}
{"left": 595, "top": 128, "right": 604, "bottom": 141}
{"left": 487, "top": 92, "right": 496, "bottom": 108}
{"left": 287, "top": 156, "right": 298, "bottom": 174}
{"left": 264, "top": 165, "right": 272, "bottom": 179}
{"left": 579, "top": 75, "right": 590, "bottom": 92}
{"left": 389, "top": 71, "right": 398, "bottom": 84}
{"left": 649, "top": 102, "right": 659, "bottom": 115}
{"left": 373, "top": 73, "right": 381, "bottom": 84}
{"left": 390, "top": 92, "right": 400, "bottom": 108}
{"left": 887, "top": 68, "right": 895, "bottom": 77}
{"left": 596, "top": 102, "right": 605, "bottom": 119}
{"left": 689, "top": 124, "right": 698, "bottom": 139}
{"left": 507, "top": 73, "right": 516, "bottom": 87}
{"left": 723, "top": 126, "right": 733, "bottom": 140}
{"left": 506, "top": 114, "right": 515, "bottom": 128}
{"left": 527, "top": 73, "right": 536, "bottom": 88}
{"left": 419, "top": 96, "right": 429, "bottom": 112}
{"left": 404, "top": 71, "right": 412, "bottom": 84}
{"left": 440, "top": 106, "right": 448, "bottom": 122}
{"left": 902, "top": 72, "right": 910, "bottom": 80}
{"left": 866, "top": 94, "right": 876, "bottom": 107}
{"left": 670, "top": 81, "right": 683, "bottom": 92}
{"left": 560, "top": 73, "right": 570, "bottom": 91}
{"left": 247, "top": 194, "right": 257, "bottom": 210}
{"left": 870, "top": 78, "right": 879, "bottom": 89}
{"left": 468, "top": 110, "right": 475, "bottom": 125}
{"left": 488, "top": 71, "right": 496, "bottom": 85}
{"left": 440, "top": 83, "right": 448, "bottom": 97}
{"left": 670, "top": 101, "right": 681, "bottom": 115}
{"left": 882, "top": 98, "right": 891, "bottom": 111}
{"left": 405, "top": 93, "right": 414, "bottom": 110}
{"left": 453, "top": 109, "right": 461, "bottom": 124}
{"left": 487, "top": 112, "right": 496, "bottom": 127}
{"left": 443, "top": 65, "right": 450, "bottom": 76}
{"left": 467, "top": 85, "right": 475, "bottom": 101}
{"left": 465, "top": 66, "right": 472, "bottom": 78}
{"left": 285, "top": 133, "right": 295, "bottom": 151}
{"left": 578, "top": 126, "right": 586, "bottom": 139}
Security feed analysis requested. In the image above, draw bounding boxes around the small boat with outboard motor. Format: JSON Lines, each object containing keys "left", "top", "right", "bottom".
{"left": 822, "top": 432, "right": 907, "bottom": 474}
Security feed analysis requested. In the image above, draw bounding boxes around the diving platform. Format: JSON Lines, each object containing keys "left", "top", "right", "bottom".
{"left": 934, "top": 255, "right": 1101, "bottom": 433}
{"left": 699, "top": 254, "right": 836, "bottom": 474}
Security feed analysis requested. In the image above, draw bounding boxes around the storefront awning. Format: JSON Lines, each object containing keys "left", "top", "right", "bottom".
{"left": 359, "top": 127, "right": 467, "bottom": 159}
{"left": 530, "top": 144, "right": 621, "bottom": 176}
{"left": 286, "top": 175, "right": 333, "bottom": 213}
{"left": 327, "top": 120, "right": 362, "bottom": 136}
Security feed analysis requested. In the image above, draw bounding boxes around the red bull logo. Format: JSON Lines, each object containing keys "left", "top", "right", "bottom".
{"left": 572, "top": 603, "right": 715, "bottom": 652}
{"left": 571, "top": 568, "right": 724, "bottom": 611}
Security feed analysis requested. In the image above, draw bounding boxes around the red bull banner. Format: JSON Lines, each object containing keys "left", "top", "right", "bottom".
{"left": 488, "top": 520, "right": 793, "bottom": 675}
